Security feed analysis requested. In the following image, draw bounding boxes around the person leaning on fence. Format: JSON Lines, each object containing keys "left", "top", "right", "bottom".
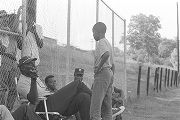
{"left": 90, "top": 22, "right": 115, "bottom": 120}
{"left": 17, "top": 56, "right": 92, "bottom": 120}
{"left": 0, "top": 59, "right": 43, "bottom": 120}
{"left": 0, "top": 7, "right": 23, "bottom": 111}
{"left": 21, "top": 7, "right": 43, "bottom": 66}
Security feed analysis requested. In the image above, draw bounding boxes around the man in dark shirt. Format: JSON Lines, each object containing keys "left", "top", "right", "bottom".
{"left": 45, "top": 68, "right": 90, "bottom": 120}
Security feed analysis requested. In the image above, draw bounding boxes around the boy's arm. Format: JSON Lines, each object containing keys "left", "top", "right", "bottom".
{"left": 94, "top": 51, "right": 110, "bottom": 74}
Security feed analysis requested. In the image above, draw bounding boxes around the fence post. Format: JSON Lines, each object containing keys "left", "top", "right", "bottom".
{"left": 176, "top": 71, "right": 178, "bottom": 87}
{"left": 178, "top": 72, "right": 180, "bottom": 87}
{"left": 167, "top": 69, "right": 170, "bottom": 87}
{"left": 147, "top": 67, "right": 150, "bottom": 96}
{"left": 159, "top": 68, "right": 163, "bottom": 91}
{"left": 174, "top": 70, "right": 176, "bottom": 86}
{"left": 164, "top": 68, "right": 167, "bottom": 88}
{"left": 156, "top": 67, "right": 159, "bottom": 93}
{"left": 154, "top": 68, "right": 157, "bottom": 91}
{"left": 137, "top": 65, "right": 141, "bottom": 97}
{"left": 171, "top": 70, "right": 174, "bottom": 87}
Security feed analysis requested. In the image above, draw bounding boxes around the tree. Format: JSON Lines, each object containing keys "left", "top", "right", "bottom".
{"left": 158, "top": 38, "right": 176, "bottom": 58}
{"left": 170, "top": 48, "right": 178, "bottom": 69}
{"left": 126, "top": 14, "right": 161, "bottom": 58}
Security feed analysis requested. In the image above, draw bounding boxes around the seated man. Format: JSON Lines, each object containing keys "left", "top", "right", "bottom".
{"left": 45, "top": 68, "right": 86, "bottom": 120}
{"left": 45, "top": 75, "right": 57, "bottom": 93}
{"left": 17, "top": 56, "right": 91, "bottom": 120}
{"left": 45, "top": 68, "right": 86, "bottom": 93}
{"left": 0, "top": 58, "right": 42, "bottom": 120}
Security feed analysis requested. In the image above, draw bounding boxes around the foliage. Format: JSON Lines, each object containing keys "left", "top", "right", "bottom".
{"left": 170, "top": 48, "right": 178, "bottom": 69}
{"left": 126, "top": 13, "right": 161, "bottom": 57}
{"left": 158, "top": 38, "right": 176, "bottom": 58}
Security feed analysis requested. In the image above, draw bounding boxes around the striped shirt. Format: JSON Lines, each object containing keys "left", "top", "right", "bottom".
{"left": 21, "top": 24, "right": 43, "bottom": 66}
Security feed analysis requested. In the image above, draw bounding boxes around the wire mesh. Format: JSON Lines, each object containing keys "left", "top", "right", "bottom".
{"left": 0, "top": 0, "right": 126, "bottom": 111}
{"left": 0, "top": 0, "right": 22, "bottom": 111}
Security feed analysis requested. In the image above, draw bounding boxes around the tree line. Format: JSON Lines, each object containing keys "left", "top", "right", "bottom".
{"left": 126, "top": 13, "right": 177, "bottom": 68}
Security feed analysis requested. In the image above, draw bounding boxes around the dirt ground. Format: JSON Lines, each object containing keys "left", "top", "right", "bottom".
{"left": 122, "top": 88, "right": 180, "bottom": 120}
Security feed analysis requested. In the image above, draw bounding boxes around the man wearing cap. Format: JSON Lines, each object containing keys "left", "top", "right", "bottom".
{"left": 44, "top": 68, "right": 90, "bottom": 120}
{"left": 17, "top": 57, "right": 91, "bottom": 120}
{"left": 90, "top": 22, "right": 115, "bottom": 120}
{"left": 0, "top": 8, "right": 23, "bottom": 110}
{"left": 0, "top": 55, "right": 42, "bottom": 120}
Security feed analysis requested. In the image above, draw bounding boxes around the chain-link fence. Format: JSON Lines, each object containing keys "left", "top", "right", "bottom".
{"left": 0, "top": 0, "right": 22, "bottom": 110}
{"left": 0, "top": 0, "right": 126, "bottom": 110}
{"left": 37, "top": 0, "right": 126, "bottom": 90}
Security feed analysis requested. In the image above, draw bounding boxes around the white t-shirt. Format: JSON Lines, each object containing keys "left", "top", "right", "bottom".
{"left": 17, "top": 74, "right": 52, "bottom": 99}
{"left": 94, "top": 38, "right": 114, "bottom": 69}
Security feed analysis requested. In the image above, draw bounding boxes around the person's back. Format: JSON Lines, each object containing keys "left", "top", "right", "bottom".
{"left": 22, "top": 7, "right": 43, "bottom": 66}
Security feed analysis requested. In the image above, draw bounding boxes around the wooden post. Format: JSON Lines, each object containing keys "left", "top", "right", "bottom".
{"left": 174, "top": 70, "right": 177, "bottom": 86}
{"left": 167, "top": 69, "right": 170, "bottom": 87}
{"left": 146, "top": 67, "right": 150, "bottom": 96}
{"left": 26, "top": 0, "right": 37, "bottom": 22}
{"left": 164, "top": 68, "right": 167, "bottom": 88}
{"left": 159, "top": 68, "right": 163, "bottom": 91}
{"left": 137, "top": 65, "right": 141, "bottom": 97}
{"left": 156, "top": 68, "right": 159, "bottom": 93}
{"left": 175, "top": 71, "right": 178, "bottom": 87}
{"left": 154, "top": 68, "right": 157, "bottom": 91}
{"left": 171, "top": 70, "right": 174, "bottom": 87}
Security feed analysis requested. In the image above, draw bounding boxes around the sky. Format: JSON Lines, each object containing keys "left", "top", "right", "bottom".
{"left": 0, "top": 0, "right": 179, "bottom": 50}
{"left": 103, "top": 0, "right": 179, "bottom": 40}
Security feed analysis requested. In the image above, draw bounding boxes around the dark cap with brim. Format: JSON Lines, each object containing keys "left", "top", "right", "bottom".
{"left": 18, "top": 56, "right": 37, "bottom": 67}
{"left": 74, "top": 68, "right": 84, "bottom": 76}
